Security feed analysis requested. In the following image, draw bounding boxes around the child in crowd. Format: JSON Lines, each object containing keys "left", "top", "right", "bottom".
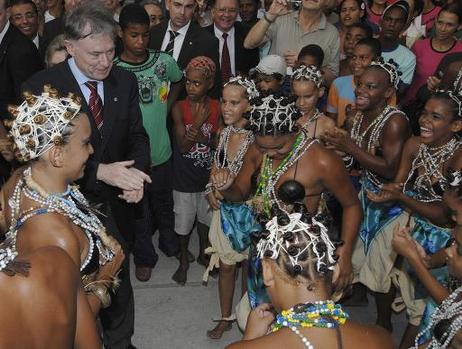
{"left": 327, "top": 38, "right": 386, "bottom": 127}
{"left": 368, "top": 91, "right": 462, "bottom": 348}
{"left": 171, "top": 56, "right": 221, "bottom": 285}
{"left": 340, "top": 22, "right": 373, "bottom": 76}
{"left": 296, "top": 44, "right": 324, "bottom": 69}
{"left": 114, "top": 4, "right": 183, "bottom": 281}
{"left": 251, "top": 55, "right": 286, "bottom": 94}
{"left": 337, "top": 0, "right": 366, "bottom": 60}
{"left": 367, "top": 0, "right": 388, "bottom": 26}
{"left": 205, "top": 77, "right": 260, "bottom": 340}
{"left": 405, "top": 3, "right": 462, "bottom": 106}
{"left": 292, "top": 65, "right": 335, "bottom": 139}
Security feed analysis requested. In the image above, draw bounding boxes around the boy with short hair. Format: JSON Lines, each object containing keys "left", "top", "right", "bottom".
{"left": 114, "top": 3, "right": 183, "bottom": 281}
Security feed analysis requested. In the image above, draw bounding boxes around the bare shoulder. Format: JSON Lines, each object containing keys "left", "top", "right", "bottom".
{"left": 344, "top": 322, "right": 396, "bottom": 349}
{"left": 303, "top": 140, "right": 343, "bottom": 170}
{"left": 226, "top": 332, "right": 291, "bottom": 349}
{"left": 319, "top": 114, "right": 336, "bottom": 129}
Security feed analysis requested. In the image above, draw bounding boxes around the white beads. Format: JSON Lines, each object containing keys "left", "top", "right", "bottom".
{"left": 289, "top": 326, "right": 314, "bottom": 349}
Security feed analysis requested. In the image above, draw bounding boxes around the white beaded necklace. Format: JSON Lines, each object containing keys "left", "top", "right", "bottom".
{"left": 300, "top": 109, "right": 322, "bottom": 134}
{"left": 403, "top": 138, "right": 462, "bottom": 203}
{"left": 289, "top": 326, "right": 314, "bottom": 348}
{"left": 414, "top": 285, "right": 462, "bottom": 348}
{"left": 350, "top": 105, "right": 405, "bottom": 187}
{"left": 213, "top": 125, "right": 254, "bottom": 176}
{"left": 1, "top": 167, "right": 114, "bottom": 273}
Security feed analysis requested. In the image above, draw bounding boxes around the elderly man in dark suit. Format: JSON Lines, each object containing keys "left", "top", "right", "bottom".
{"left": 148, "top": 0, "right": 222, "bottom": 98}
{"left": 205, "top": 0, "right": 259, "bottom": 82}
{"left": 0, "top": 0, "right": 42, "bottom": 119}
{"left": 23, "top": 3, "right": 150, "bottom": 349}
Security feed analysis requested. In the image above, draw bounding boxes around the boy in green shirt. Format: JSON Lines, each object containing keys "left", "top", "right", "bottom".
{"left": 114, "top": 3, "right": 183, "bottom": 281}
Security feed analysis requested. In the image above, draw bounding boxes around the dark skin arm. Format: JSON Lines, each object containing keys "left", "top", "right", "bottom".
{"left": 167, "top": 79, "right": 184, "bottom": 114}
{"left": 322, "top": 113, "right": 411, "bottom": 180}
{"left": 313, "top": 146, "right": 363, "bottom": 291}
{"left": 368, "top": 137, "right": 460, "bottom": 226}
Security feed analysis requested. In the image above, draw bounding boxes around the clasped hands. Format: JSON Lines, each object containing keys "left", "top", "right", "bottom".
{"left": 206, "top": 168, "right": 236, "bottom": 210}
{"left": 97, "top": 160, "right": 151, "bottom": 204}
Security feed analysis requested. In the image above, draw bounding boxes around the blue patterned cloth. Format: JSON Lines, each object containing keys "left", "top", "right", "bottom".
{"left": 408, "top": 215, "right": 451, "bottom": 344}
{"left": 358, "top": 178, "right": 403, "bottom": 254}
{"left": 220, "top": 202, "right": 261, "bottom": 253}
{"left": 248, "top": 244, "right": 270, "bottom": 308}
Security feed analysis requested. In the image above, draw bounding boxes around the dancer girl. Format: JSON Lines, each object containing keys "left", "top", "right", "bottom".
{"left": 322, "top": 59, "right": 411, "bottom": 327}
{"left": 226, "top": 207, "right": 394, "bottom": 349}
{"left": 0, "top": 87, "right": 125, "bottom": 347}
{"left": 368, "top": 90, "right": 462, "bottom": 348}
{"left": 291, "top": 65, "right": 335, "bottom": 139}
{"left": 205, "top": 76, "right": 261, "bottom": 339}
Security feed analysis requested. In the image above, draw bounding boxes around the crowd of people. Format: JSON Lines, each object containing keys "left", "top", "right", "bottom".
{"left": 0, "top": 0, "right": 462, "bottom": 348}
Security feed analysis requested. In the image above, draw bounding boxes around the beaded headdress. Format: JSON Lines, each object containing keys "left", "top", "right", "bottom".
{"left": 256, "top": 209, "right": 338, "bottom": 276}
{"left": 244, "top": 93, "right": 302, "bottom": 136}
{"left": 370, "top": 57, "right": 401, "bottom": 89}
{"left": 5, "top": 86, "right": 81, "bottom": 162}
{"left": 224, "top": 76, "right": 259, "bottom": 99}
{"left": 292, "top": 65, "right": 323, "bottom": 88}
{"left": 434, "top": 89, "right": 462, "bottom": 117}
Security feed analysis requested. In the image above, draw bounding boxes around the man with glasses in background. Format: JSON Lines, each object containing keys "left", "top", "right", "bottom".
{"left": 205, "top": 0, "right": 259, "bottom": 82}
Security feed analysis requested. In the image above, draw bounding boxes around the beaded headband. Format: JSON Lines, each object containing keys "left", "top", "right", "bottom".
{"left": 256, "top": 210, "right": 338, "bottom": 276}
{"left": 244, "top": 93, "right": 302, "bottom": 136}
{"left": 434, "top": 89, "right": 462, "bottom": 118}
{"left": 370, "top": 57, "right": 401, "bottom": 89}
{"left": 224, "top": 76, "right": 259, "bottom": 99}
{"left": 292, "top": 65, "right": 323, "bottom": 88}
{"left": 5, "top": 86, "right": 82, "bottom": 162}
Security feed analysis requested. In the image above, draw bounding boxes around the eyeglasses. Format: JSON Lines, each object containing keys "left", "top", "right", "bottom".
{"left": 11, "top": 12, "right": 37, "bottom": 21}
{"left": 214, "top": 7, "right": 238, "bottom": 14}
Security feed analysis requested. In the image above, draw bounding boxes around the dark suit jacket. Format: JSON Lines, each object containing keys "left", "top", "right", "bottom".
{"left": 205, "top": 22, "right": 259, "bottom": 77}
{"left": 0, "top": 25, "right": 43, "bottom": 118}
{"left": 41, "top": 16, "right": 64, "bottom": 54}
{"left": 149, "top": 20, "right": 222, "bottom": 98}
{"left": 23, "top": 60, "right": 151, "bottom": 202}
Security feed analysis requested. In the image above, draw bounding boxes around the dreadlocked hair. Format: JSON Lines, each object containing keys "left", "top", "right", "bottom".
{"left": 244, "top": 92, "right": 302, "bottom": 136}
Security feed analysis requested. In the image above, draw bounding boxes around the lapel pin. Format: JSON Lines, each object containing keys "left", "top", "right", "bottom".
{"left": 113, "top": 97, "right": 118, "bottom": 102}
{"left": 189, "top": 41, "right": 192, "bottom": 45}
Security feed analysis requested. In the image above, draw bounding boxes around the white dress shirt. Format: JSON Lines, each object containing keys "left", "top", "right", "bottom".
{"left": 214, "top": 25, "right": 236, "bottom": 76}
{"left": 0, "top": 21, "right": 9, "bottom": 46}
{"left": 160, "top": 21, "right": 191, "bottom": 61}
{"left": 32, "top": 34, "right": 39, "bottom": 49}
{"left": 68, "top": 57, "right": 105, "bottom": 105}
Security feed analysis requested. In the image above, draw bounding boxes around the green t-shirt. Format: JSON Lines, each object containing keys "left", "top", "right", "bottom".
{"left": 114, "top": 49, "right": 183, "bottom": 166}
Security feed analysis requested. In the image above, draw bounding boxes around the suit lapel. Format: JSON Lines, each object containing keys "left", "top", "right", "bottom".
{"left": 178, "top": 23, "right": 196, "bottom": 68}
{"left": 101, "top": 71, "right": 118, "bottom": 150}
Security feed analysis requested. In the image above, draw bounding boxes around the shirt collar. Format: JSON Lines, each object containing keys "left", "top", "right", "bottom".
{"left": 68, "top": 57, "right": 101, "bottom": 85}
{"left": 293, "top": 11, "right": 326, "bottom": 30}
{"left": 0, "top": 21, "right": 10, "bottom": 45}
{"left": 33, "top": 34, "right": 39, "bottom": 48}
{"left": 214, "top": 24, "right": 235, "bottom": 37}
{"left": 167, "top": 20, "right": 191, "bottom": 36}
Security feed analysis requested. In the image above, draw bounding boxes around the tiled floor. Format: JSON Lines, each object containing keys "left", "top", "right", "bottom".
{"left": 130, "top": 233, "right": 407, "bottom": 349}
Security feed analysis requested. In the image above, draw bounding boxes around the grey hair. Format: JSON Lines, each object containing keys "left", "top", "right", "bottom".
{"left": 139, "top": 0, "right": 162, "bottom": 7}
{"left": 64, "top": 1, "right": 117, "bottom": 41}
{"left": 45, "top": 34, "right": 66, "bottom": 67}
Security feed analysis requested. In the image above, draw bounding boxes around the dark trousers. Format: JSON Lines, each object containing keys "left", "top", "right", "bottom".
{"left": 134, "top": 158, "right": 179, "bottom": 266}
{"left": 99, "top": 202, "right": 136, "bottom": 349}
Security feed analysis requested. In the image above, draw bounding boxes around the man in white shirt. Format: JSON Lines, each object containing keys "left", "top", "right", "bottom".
{"left": 204, "top": 0, "right": 259, "bottom": 82}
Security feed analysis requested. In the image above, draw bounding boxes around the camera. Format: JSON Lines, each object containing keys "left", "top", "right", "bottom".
{"left": 288, "top": 0, "right": 301, "bottom": 11}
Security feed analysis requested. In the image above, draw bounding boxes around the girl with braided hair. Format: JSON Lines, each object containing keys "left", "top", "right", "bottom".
{"left": 210, "top": 93, "right": 362, "bottom": 315}
{"left": 368, "top": 90, "right": 462, "bottom": 348}
{"left": 226, "top": 206, "right": 394, "bottom": 349}
{"left": 0, "top": 87, "right": 127, "bottom": 348}
{"left": 204, "top": 77, "right": 260, "bottom": 339}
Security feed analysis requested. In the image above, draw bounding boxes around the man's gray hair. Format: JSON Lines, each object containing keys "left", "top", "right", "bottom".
{"left": 64, "top": 1, "right": 117, "bottom": 41}
{"left": 139, "top": 0, "right": 162, "bottom": 6}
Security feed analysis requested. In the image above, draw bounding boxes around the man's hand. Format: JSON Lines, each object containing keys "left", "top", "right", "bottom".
{"left": 243, "top": 303, "right": 275, "bottom": 340}
{"left": 97, "top": 160, "right": 151, "bottom": 191}
{"left": 267, "top": 0, "right": 291, "bottom": 18}
{"left": 118, "top": 188, "right": 144, "bottom": 204}
{"left": 332, "top": 246, "right": 353, "bottom": 293}
{"left": 284, "top": 50, "right": 298, "bottom": 67}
